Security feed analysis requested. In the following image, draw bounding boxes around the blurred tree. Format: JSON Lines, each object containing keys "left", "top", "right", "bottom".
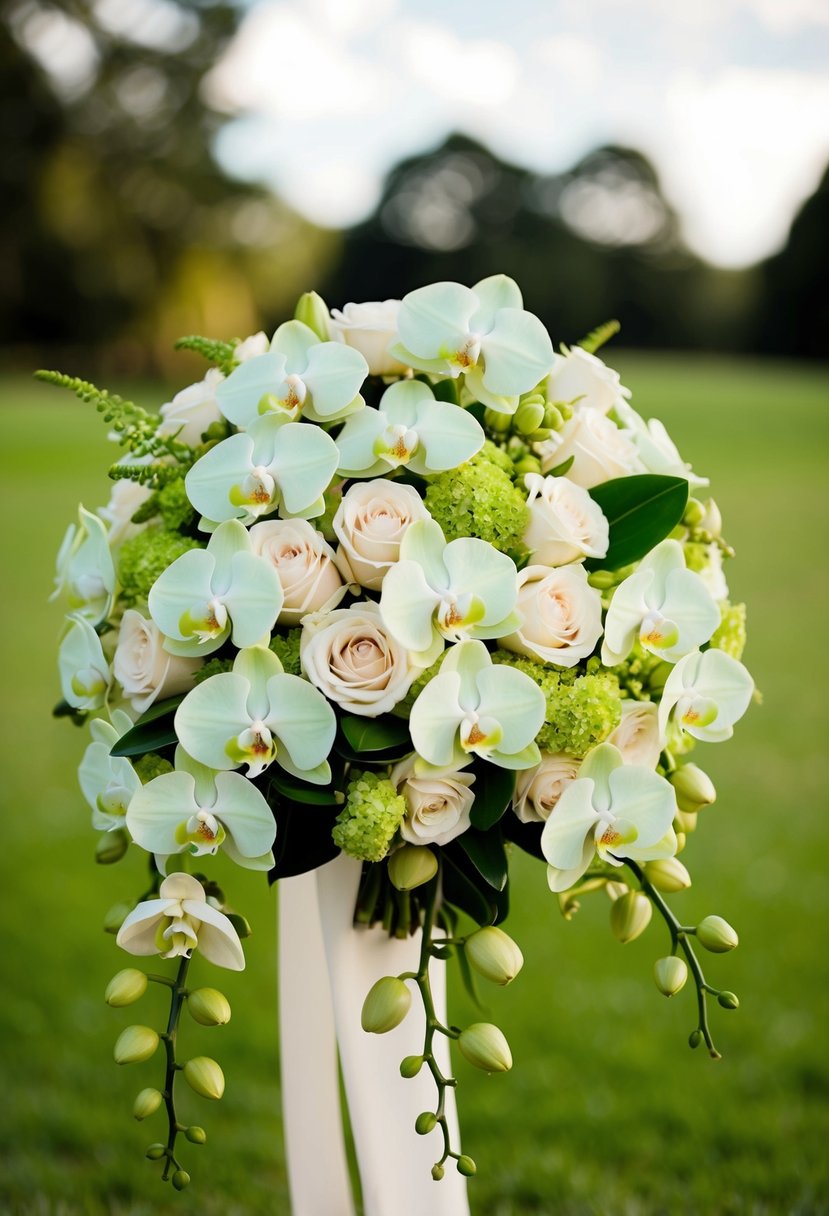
{"left": 1, "top": 0, "right": 335, "bottom": 373}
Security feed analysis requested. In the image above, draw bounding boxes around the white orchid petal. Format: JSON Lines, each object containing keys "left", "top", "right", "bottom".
{"left": 264, "top": 673, "right": 337, "bottom": 772}
{"left": 58, "top": 615, "right": 109, "bottom": 709}
{"left": 442, "top": 538, "right": 518, "bottom": 629}
{"left": 607, "top": 765, "right": 678, "bottom": 849}
{"left": 601, "top": 569, "right": 652, "bottom": 666}
{"left": 469, "top": 274, "right": 524, "bottom": 329}
{"left": 335, "top": 407, "right": 388, "bottom": 474}
{"left": 185, "top": 432, "right": 265, "bottom": 524}
{"left": 540, "top": 778, "right": 600, "bottom": 871}
{"left": 480, "top": 307, "right": 554, "bottom": 396}
{"left": 659, "top": 568, "right": 722, "bottom": 657}
{"left": 116, "top": 898, "right": 171, "bottom": 955}
{"left": 222, "top": 550, "right": 283, "bottom": 647}
{"left": 476, "top": 664, "right": 546, "bottom": 754}
{"left": 405, "top": 398, "right": 485, "bottom": 474}
{"left": 267, "top": 422, "right": 339, "bottom": 516}
{"left": 126, "top": 771, "right": 202, "bottom": 855}
{"left": 439, "top": 640, "right": 490, "bottom": 708}
{"left": 215, "top": 352, "right": 288, "bottom": 428}
{"left": 573, "top": 743, "right": 626, "bottom": 814}
{"left": 301, "top": 341, "right": 368, "bottom": 420}
{"left": 380, "top": 560, "right": 443, "bottom": 653}
{"left": 396, "top": 281, "right": 478, "bottom": 361}
{"left": 271, "top": 319, "right": 318, "bottom": 366}
{"left": 211, "top": 771, "right": 276, "bottom": 858}
{"left": 180, "top": 900, "right": 245, "bottom": 970}
{"left": 409, "top": 671, "right": 466, "bottom": 768}
{"left": 175, "top": 672, "right": 252, "bottom": 771}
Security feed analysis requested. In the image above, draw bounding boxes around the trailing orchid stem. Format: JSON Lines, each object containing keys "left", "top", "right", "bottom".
{"left": 159, "top": 955, "right": 191, "bottom": 1180}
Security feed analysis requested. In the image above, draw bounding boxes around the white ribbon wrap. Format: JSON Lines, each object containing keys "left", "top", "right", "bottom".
{"left": 279, "top": 854, "right": 470, "bottom": 1216}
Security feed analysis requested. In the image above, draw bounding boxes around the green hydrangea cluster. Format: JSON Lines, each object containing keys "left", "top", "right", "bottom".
{"left": 332, "top": 770, "right": 406, "bottom": 862}
{"left": 133, "top": 753, "right": 174, "bottom": 784}
{"left": 156, "top": 478, "right": 196, "bottom": 532}
{"left": 683, "top": 541, "right": 712, "bottom": 574}
{"left": 424, "top": 450, "right": 529, "bottom": 553}
{"left": 710, "top": 601, "right": 747, "bottom": 660}
{"left": 476, "top": 438, "right": 516, "bottom": 475}
{"left": 269, "top": 630, "right": 303, "bottom": 677}
{"left": 492, "top": 651, "right": 622, "bottom": 757}
{"left": 610, "top": 643, "right": 669, "bottom": 700}
{"left": 397, "top": 653, "right": 444, "bottom": 715}
{"left": 118, "top": 529, "right": 202, "bottom": 602}
{"left": 192, "top": 656, "right": 233, "bottom": 684}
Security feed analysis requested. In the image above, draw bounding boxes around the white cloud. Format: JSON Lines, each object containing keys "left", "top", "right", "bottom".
{"left": 397, "top": 21, "right": 519, "bottom": 108}
{"left": 534, "top": 35, "right": 604, "bottom": 88}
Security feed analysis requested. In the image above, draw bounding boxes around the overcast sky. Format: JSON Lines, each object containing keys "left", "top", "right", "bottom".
{"left": 204, "top": 0, "right": 829, "bottom": 267}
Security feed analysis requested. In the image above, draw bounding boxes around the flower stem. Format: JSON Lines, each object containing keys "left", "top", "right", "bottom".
{"left": 159, "top": 954, "right": 191, "bottom": 1180}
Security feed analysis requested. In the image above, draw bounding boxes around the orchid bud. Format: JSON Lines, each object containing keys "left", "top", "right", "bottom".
{"left": 683, "top": 498, "right": 705, "bottom": 527}
{"left": 361, "top": 977, "right": 411, "bottom": 1034}
{"left": 415, "top": 1112, "right": 437, "bottom": 1135}
{"left": 133, "top": 1088, "right": 163, "bottom": 1120}
{"left": 654, "top": 956, "right": 688, "bottom": 997}
{"left": 388, "top": 845, "right": 438, "bottom": 892}
{"left": 103, "top": 902, "right": 132, "bottom": 934}
{"left": 172, "top": 1170, "right": 191, "bottom": 1191}
{"left": 187, "top": 988, "right": 232, "bottom": 1027}
{"left": 184, "top": 1056, "right": 225, "bottom": 1100}
{"left": 114, "top": 1025, "right": 159, "bottom": 1065}
{"left": 294, "top": 291, "right": 330, "bottom": 341}
{"left": 610, "top": 891, "right": 652, "bottom": 944}
{"left": 457, "top": 1155, "right": 477, "bottom": 1176}
{"left": 675, "top": 831, "right": 687, "bottom": 855}
{"left": 670, "top": 764, "right": 716, "bottom": 813}
{"left": 513, "top": 455, "right": 543, "bottom": 477}
{"left": 718, "top": 990, "right": 740, "bottom": 1009}
{"left": 701, "top": 498, "right": 722, "bottom": 538}
{"left": 674, "top": 809, "right": 698, "bottom": 835}
{"left": 465, "top": 926, "right": 524, "bottom": 985}
{"left": 186, "top": 1125, "right": 207, "bottom": 1144}
{"left": 643, "top": 857, "right": 692, "bottom": 892}
{"left": 432, "top": 1163, "right": 445, "bottom": 1181}
{"left": 145, "top": 1143, "right": 166, "bottom": 1160}
{"left": 458, "top": 1023, "right": 512, "bottom": 1073}
{"left": 105, "top": 969, "right": 148, "bottom": 1007}
{"left": 96, "top": 828, "right": 128, "bottom": 865}
{"left": 514, "top": 399, "right": 546, "bottom": 436}
{"left": 400, "top": 1055, "right": 423, "bottom": 1078}
{"left": 696, "top": 915, "right": 739, "bottom": 953}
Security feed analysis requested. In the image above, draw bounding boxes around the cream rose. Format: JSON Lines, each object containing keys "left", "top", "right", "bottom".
{"left": 391, "top": 756, "right": 475, "bottom": 846}
{"left": 501, "top": 563, "right": 603, "bottom": 667}
{"left": 113, "top": 610, "right": 199, "bottom": 714}
{"left": 98, "top": 479, "right": 153, "bottom": 548}
{"left": 513, "top": 752, "right": 581, "bottom": 823}
{"left": 248, "top": 519, "right": 345, "bottom": 625}
{"left": 301, "top": 601, "right": 418, "bottom": 716}
{"left": 333, "top": 479, "right": 431, "bottom": 591}
{"left": 539, "top": 408, "right": 642, "bottom": 488}
{"left": 159, "top": 367, "right": 223, "bottom": 447}
{"left": 607, "top": 701, "right": 661, "bottom": 769}
{"left": 522, "top": 472, "right": 609, "bottom": 566}
{"left": 544, "top": 347, "right": 629, "bottom": 415}
{"left": 328, "top": 300, "right": 408, "bottom": 377}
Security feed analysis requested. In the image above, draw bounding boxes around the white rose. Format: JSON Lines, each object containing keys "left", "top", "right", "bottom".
{"left": 544, "top": 347, "right": 629, "bottom": 415}
{"left": 501, "top": 563, "right": 603, "bottom": 667}
{"left": 607, "top": 701, "right": 661, "bottom": 769}
{"left": 301, "top": 601, "right": 418, "bottom": 716}
{"left": 333, "top": 479, "right": 431, "bottom": 591}
{"left": 539, "top": 408, "right": 643, "bottom": 488}
{"left": 158, "top": 367, "right": 224, "bottom": 447}
{"left": 615, "top": 400, "right": 709, "bottom": 490}
{"left": 514, "top": 752, "right": 581, "bottom": 823}
{"left": 248, "top": 519, "right": 345, "bottom": 625}
{"left": 391, "top": 755, "right": 475, "bottom": 846}
{"left": 522, "top": 472, "right": 609, "bottom": 566}
{"left": 98, "top": 479, "right": 153, "bottom": 547}
{"left": 328, "top": 300, "right": 408, "bottom": 377}
{"left": 234, "top": 331, "right": 269, "bottom": 362}
{"left": 113, "top": 610, "right": 200, "bottom": 714}
{"left": 694, "top": 543, "right": 729, "bottom": 602}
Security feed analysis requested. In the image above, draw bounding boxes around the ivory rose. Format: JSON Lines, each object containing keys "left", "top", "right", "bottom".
{"left": 513, "top": 752, "right": 581, "bottom": 823}
{"left": 522, "top": 472, "right": 609, "bottom": 566}
{"left": 248, "top": 519, "right": 344, "bottom": 624}
{"left": 328, "top": 300, "right": 408, "bottom": 377}
{"left": 113, "top": 610, "right": 199, "bottom": 714}
{"left": 333, "top": 479, "right": 430, "bottom": 591}
{"left": 501, "top": 564, "right": 603, "bottom": 667}
{"left": 544, "top": 347, "right": 629, "bottom": 415}
{"left": 539, "top": 407, "right": 642, "bottom": 487}
{"left": 301, "top": 601, "right": 419, "bottom": 716}
{"left": 159, "top": 367, "right": 224, "bottom": 447}
{"left": 98, "top": 479, "right": 152, "bottom": 548}
{"left": 607, "top": 701, "right": 661, "bottom": 770}
{"left": 391, "top": 756, "right": 476, "bottom": 846}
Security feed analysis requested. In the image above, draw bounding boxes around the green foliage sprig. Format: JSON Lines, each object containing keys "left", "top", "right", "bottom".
{"left": 577, "top": 318, "right": 621, "bottom": 354}
{"left": 174, "top": 335, "right": 239, "bottom": 376}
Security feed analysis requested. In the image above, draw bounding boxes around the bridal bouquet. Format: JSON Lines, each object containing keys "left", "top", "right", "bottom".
{"left": 48, "top": 277, "right": 753, "bottom": 1191}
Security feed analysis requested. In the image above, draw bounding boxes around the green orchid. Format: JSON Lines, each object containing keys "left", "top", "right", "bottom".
{"left": 215, "top": 319, "right": 368, "bottom": 428}
{"left": 657, "top": 648, "right": 754, "bottom": 744}
{"left": 335, "top": 379, "right": 485, "bottom": 478}
{"left": 51, "top": 505, "right": 116, "bottom": 625}
{"left": 126, "top": 745, "right": 276, "bottom": 871}
{"left": 174, "top": 645, "right": 336, "bottom": 785}
{"left": 388, "top": 275, "right": 554, "bottom": 413}
{"left": 78, "top": 709, "right": 141, "bottom": 831}
{"left": 541, "top": 743, "right": 678, "bottom": 893}
{"left": 379, "top": 518, "right": 521, "bottom": 665}
{"left": 409, "top": 640, "right": 545, "bottom": 771}
{"left": 148, "top": 520, "right": 283, "bottom": 657}
{"left": 185, "top": 412, "right": 340, "bottom": 527}
{"left": 58, "top": 613, "right": 110, "bottom": 710}
{"left": 601, "top": 539, "right": 721, "bottom": 667}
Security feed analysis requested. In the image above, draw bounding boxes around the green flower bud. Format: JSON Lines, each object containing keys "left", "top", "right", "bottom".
{"left": 96, "top": 828, "right": 128, "bottom": 865}
{"left": 361, "top": 977, "right": 412, "bottom": 1034}
{"left": 103, "top": 902, "right": 132, "bottom": 934}
{"left": 696, "top": 915, "right": 739, "bottom": 953}
{"left": 654, "top": 956, "right": 688, "bottom": 996}
{"left": 415, "top": 1112, "right": 437, "bottom": 1135}
{"left": 183, "top": 1056, "right": 225, "bottom": 1101}
{"left": 609, "top": 891, "right": 653, "bottom": 944}
{"left": 133, "top": 1088, "right": 163, "bottom": 1120}
{"left": 186, "top": 1125, "right": 207, "bottom": 1144}
{"left": 675, "top": 831, "right": 687, "bottom": 855}
{"left": 172, "top": 1170, "right": 191, "bottom": 1191}
{"left": 543, "top": 403, "right": 566, "bottom": 431}
{"left": 513, "top": 455, "right": 543, "bottom": 477}
{"left": 465, "top": 926, "right": 524, "bottom": 985}
{"left": 643, "top": 857, "right": 692, "bottom": 892}
{"left": 514, "top": 399, "right": 546, "bottom": 435}
{"left": 484, "top": 408, "right": 512, "bottom": 434}
{"left": 683, "top": 498, "right": 705, "bottom": 527}
{"left": 145, "top": 1143, "right": 166, "bottom": 1160}
{"left": 294, "top": 291, "right": 330, "bottom": 340}
{"left": 646, "top": 661, "right": 672, "bottom": 695}
{"left": 400, "top": 1055, "right": 424, "bottom": 1079}
{"left": 187, "top": 987, "right": 232, "bottom": 1026}
{"left": 718, "top": 990, "right": 740, "bottom": 1010}
{"left": 105, "top": 969, "right": 148, "bottom": 1007}
{"left": 688, "top": 1028, "right": 702, "bottom": 1049}
{"left": 458, "top": 1023, "right": 512, "bottom": 1073}
{"left": 226, "top": 912, "right": 252, "bottom": 939}
{"left": 700, "top": 498, "right": 722, "bottom": 538}
{"left": 457, "top": 1155, "right": 477, "bottom": 1177}
{"left": 388, "top": 845, "right": 438, "bottom": 892}
{"left": 431, "top": 1163, "right": 445, "bottom": 1181}
{"left": 587, "top": 569, "right": 616, "bottom": 590}
{"left": 670, "top": 764, "right": 716, "bottom": 813}
{"left": 674, "top": 809, "right": 698, "bottom": 835}
{"left": 114, "top": 1025, "right": 159, "bottom": 1065}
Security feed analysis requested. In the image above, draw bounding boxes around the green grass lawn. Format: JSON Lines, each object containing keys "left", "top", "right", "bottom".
{"left": 1, "top": 352, "right": 827, "bottom": 1215}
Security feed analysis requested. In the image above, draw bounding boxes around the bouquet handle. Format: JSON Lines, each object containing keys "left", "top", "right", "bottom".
{"left": 279, "top": 855, "right": 470, "bottom": 1216}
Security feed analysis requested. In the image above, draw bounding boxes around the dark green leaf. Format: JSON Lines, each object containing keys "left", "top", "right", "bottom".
{"left": 269, "top": 770, "right": 342, "bottom": 807}
{"left": 469, "top": 764, "right": 515, "bottom": 831}
{"left": 587, "top": 475, "right": 688, "bottom": 570}
{"left": 110, "top": 695, "right": 185, "bottom": 756}
{"left": 432, "top": 378, "right": 460, "bottom": 405}
{"left": 457, "top": 827, "right": 508, "bottom": 892}
{"left": 268, "top": 802, "right": 341, "bottom": 882}
{"left": 502, "top": 814, "right": 546, "bottom": 862}
{"left": 547, "top": 454, "right": 575, "bottom": 478}
{"left": 340, "top": 714, "right": 412, "bottom": 754}
{"left": 456, "top": 943, "right": 485, "bottom": 1010}
{"left": 441, "top": 848, "right": 496, "bottom": 926}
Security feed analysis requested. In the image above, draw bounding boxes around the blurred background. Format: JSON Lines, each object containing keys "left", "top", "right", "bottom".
{"left": 1, "top": 1, "right": 828, "bottom": 1213}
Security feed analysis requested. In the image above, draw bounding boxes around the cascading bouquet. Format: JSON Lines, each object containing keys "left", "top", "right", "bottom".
{"left": 48, "top": 276, "right": 753, "bottom": 1192}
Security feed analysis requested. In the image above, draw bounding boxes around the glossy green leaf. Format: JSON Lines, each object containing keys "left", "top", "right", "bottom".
{"left": 442, "top": 848, "right": 496, "bottom": 925}
{"left": 587, "top": 474, "right": 688, "bottom": 570}
{"left": 268, "top": 770, "right": 342, "bottom": 807}
{"left": 457, "top": 827, "right": 508, "bottom": 892}
{"left": 339, "top": 714, "right": 412, "bottom": 755}
{"left": 268, "top": 802, "right": 341, "bottom": 882}
{"left": 110, "top": 695, "right": 185, "bottom": 757}
{"left": 469, "top": 764, "right": 516, "bottom": 831}
{"left": 501, "top": 814, "right": 545, "bottom": 861}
